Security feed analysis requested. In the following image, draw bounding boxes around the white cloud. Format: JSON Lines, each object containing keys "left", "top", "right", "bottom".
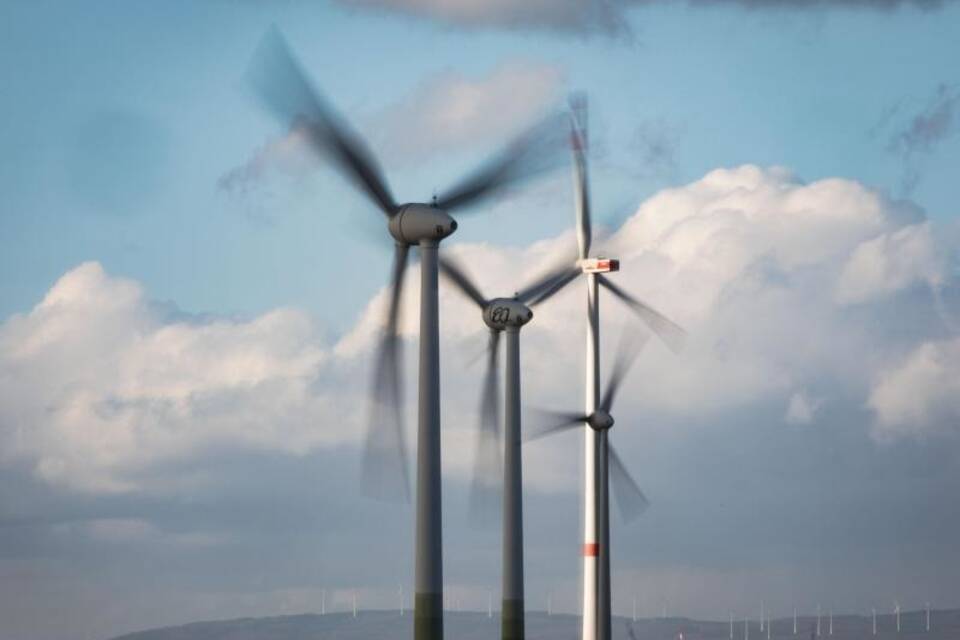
{"left": 0, "top": 262, "right": 345, "bottom": 492}
{"left": 221, "top": 61, "right": 563, "bottom": 196}
{"left": 785, "top": 390, "right": 823, "bottom": 425}
{"left": 373, "top": 62, "right": 564, "bottom": 165}
{"left": 868, "top": 337, "right": 960, "bottom": 439}
{"left": 3, "top": 165, "right": 955, "bottom": 495}
{"left": 217, "top": 125, "right": 318, "bottom": 196}
{"left": 835, "top": 221, "right": 944, "bottom": 305}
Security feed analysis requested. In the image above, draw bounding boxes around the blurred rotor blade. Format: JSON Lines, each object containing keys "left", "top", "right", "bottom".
{"left": 527, "top": 266, "right": 581, "bottom": 307}
{"left": 245, "top": 26, "right": 397, "bottom": 216}
{"left": 599, "top": 330, "right": 650, "bottom": 414}
{"left": 435, "top": 111, "right": 567, "bottom": 212}
{"left": 569, "top": 92, "right": 592, "bottom": 260}
{"left": 598, "top": 275, "right": 687, "bottom": 354}
{"left": 363, "top": 244, "right": 411, "bottom": 501}
{"left": 516, "top": 262, "right": 581, "bottom": 306}
{"left": 609, "top": 442, "right": 650, "bottom": 522}
{"left": 439, "top": 254, "right": 488, "bottom": 309}
{"left": 469, "top": 330, "right": 502, "bottom": 522}
{"left": 524, "top": 410, "right": 590, "bottom": 442}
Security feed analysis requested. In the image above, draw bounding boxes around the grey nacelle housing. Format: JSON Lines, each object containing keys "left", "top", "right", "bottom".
{"left": 483, "top": 298, "right": 533, "bottom": 330}
{"left": 588, "top": 410, "right": 615, "bottom": 431}
{"left": 388, "top": 203, "right": 457, "bottom": 245}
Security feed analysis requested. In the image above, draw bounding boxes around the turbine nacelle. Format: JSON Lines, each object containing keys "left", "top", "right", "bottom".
{"left": 388, "top": 203, "right": 458, "bottom": 245}
{"left": 587, "top": 410, "right": 614, "bottom": 431}
{"left": 483, "top": 298, "right": 533, "bottom": 331}
{"left": 578, "top": 257, "right": 619, "bottom": 274}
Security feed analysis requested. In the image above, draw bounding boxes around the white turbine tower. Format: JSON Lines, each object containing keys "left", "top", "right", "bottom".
{"left": 730, "top": 612, "right": 734, "bottom": 639}
{"left": 828, "top": 609, "right": 833, "bottom": 636}
{"left": 564, "top": 92, "right": 686, "bottom": 640}
{"left": 816, "top": 605, "right": 821, "bottom": 637}
{"left": 793, "top": 607, "right": 797, "bottom": 635}
{"left": 926, "top": 602, "right": 930, "bottom": 632}
{"left": 872, "top": 608, "right": 877, "bottom": 636}
{"left": 895, "top": 602, "right": 901, "bottom": 633}
{"left": 761, "top": 602, "right": 765, "bottom": 633}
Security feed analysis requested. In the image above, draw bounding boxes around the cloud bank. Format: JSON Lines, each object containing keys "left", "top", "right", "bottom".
{"left": 336, "top": 0, "right": 951, "bottom": 38}
{"left": 5, "top": 164, "right": 957, "bottom": 496}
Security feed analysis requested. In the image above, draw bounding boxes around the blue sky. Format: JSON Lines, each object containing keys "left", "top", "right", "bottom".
{"left": 2, "top": 1, "right": 957, "bottom": 333}
{"left": 2, "top": 2, "right": 960, "bottom": 639}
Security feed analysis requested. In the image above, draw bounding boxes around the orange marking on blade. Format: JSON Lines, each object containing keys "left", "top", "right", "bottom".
{"left": 583, "top": 543, "right": 598, "bottom": 557}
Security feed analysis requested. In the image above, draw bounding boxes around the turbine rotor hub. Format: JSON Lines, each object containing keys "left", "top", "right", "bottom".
{"left": 588, "top": 410, "right": 614, "bottom": 431}
{"left": 388, "top": 203, "right": 457, "bottom": 245}
{"left": 483, "top": 298, "right": 533, "bottom": 331}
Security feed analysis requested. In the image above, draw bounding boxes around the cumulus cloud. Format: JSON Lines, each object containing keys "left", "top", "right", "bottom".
{"left": 4, "top": 165, "right": 957, "bottom": 497}
{"left": 336, "top": 0, "right": 950, "bottom": 38}
{"left": 835, "top": 221, "right": 944, "bottom": 305}
{"left": 0, "top": 262, "right": 345, "bottom": 492}
{"left": 868, "top": 337, "right": 960, "bottom": 439}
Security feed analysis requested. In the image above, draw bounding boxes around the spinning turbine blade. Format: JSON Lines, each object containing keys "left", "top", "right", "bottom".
{"left": 438, "top": 255, "right": 488, "bottom": 309}
{"left": 435, "top": 111, "right": 567, "bottom": 212}
{"left": 598, "top": 275, "right": 687, "bottom": 354}
{"left": 469, "top": 330, "right": 502, "bottom": 521}
{"left": 599, "top": 332, "right": 650, "bottom": 414}
{"left": 524, "top": 410, "right": 590, "bottom": 442}
{"left": 569, "top": 93, "right": 592, "bottom": 260}
{"left": 246, "top": 26, "right": 397, "bottom": 216}
{"left": 363, "top": 244, "right": 411, "bottom": 500}
{"left": 516, "top": 262, "right": 581, "bottom": 306}
{"left": 528, "top": 266, "right": 581, "bottom": 307}
{"left": 609, "top": 443, "right": 649, "bottom": 522}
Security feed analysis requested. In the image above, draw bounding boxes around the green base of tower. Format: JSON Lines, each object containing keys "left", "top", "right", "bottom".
{"left": 502, "top": 598, "right": 525, "bottom": 640}
{"left": 415, "top": 592, "right": 443, "bottom": 640}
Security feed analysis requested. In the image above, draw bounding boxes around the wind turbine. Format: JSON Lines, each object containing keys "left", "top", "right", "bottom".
{"left": 526, "top": 328, "right": 663, "bottom": 639}
{"left": 245, "top": 28, "right": 565, "bottom": 640}
{"left": 438, "top": 252, "right": 581, "bottom": 640}
{"left": 542, "top": 94, "right": 686, "bottom": 640}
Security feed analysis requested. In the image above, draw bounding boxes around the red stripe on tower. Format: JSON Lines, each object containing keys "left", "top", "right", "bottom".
{"left": 583, "top": 543, "right": 598, "bottom": 557}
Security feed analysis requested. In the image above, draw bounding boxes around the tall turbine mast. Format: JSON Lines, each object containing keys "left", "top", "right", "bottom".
{"left": 245, "top": 28, "right": 566, "bottom": 640}
{"left": 439, "top": 253, "right": 585, "bottom": 640}
{"left": 562, "top": 93, "right": 685, "bottom": 640}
